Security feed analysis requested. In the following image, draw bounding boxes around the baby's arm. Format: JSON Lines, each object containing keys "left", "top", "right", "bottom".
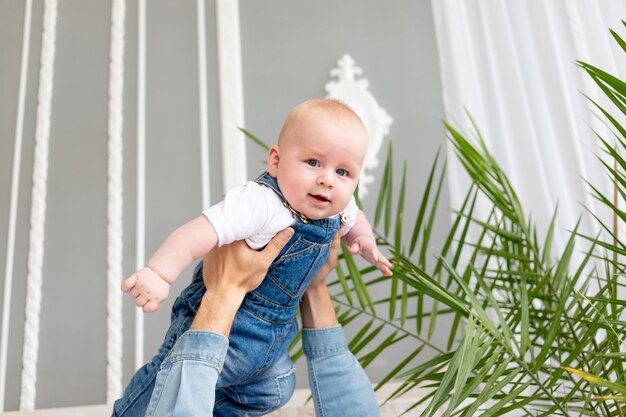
{"left": 342, "top": 210, "right": 393, "bottom": 276}
{"left": 122, "top": 215, "right": 218, "bottom": 312}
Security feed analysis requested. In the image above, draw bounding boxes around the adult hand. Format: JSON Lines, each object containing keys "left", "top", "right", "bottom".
{"left": 300, "top": 230, "right": 341, "bottom": 329}
{"left": 308, "top": 229, "right": 341, "bottom": 290}
{"left": 191, "top": 227, "right": 294, "bottom": 333}
{"left": 202, "top": 227, "right": 294, "bottom": 295}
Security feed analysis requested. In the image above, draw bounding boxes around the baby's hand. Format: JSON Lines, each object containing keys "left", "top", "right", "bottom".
{"left": 348, "top": 236, "right": 393, "bottom": 277}
{"left": 121, "top": 267, "right": 170, "bottom": 313}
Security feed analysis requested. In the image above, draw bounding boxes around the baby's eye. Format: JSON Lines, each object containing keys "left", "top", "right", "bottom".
{"left": 307, "top": 159, "right": 320, "bottom": 167}
{"left": 336, "top": 168, "right": 348, "bottom": 177}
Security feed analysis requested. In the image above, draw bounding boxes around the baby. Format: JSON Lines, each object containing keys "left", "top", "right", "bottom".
{"left": 115, "top": 98, "right": 392, "bottom": 416}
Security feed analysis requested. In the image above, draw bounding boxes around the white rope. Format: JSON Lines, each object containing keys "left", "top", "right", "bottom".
{"left": 20, "top": 0, "right": 57, "bottom": 410}
{"left": 197, "top": 0, "right": 211, "bottom": 209}
{"left": 106, "top": 0, "right": 126, "bottom": 404}
{"left": 1, "top": 0, "right": 33, "bottom": 411}
{"left": 135, "top": 0, "right": 146, "bottom": 370}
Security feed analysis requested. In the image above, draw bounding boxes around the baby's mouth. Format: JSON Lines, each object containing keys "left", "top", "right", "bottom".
{"left": 309, "top": 193, "right": 330, "bottom": 203}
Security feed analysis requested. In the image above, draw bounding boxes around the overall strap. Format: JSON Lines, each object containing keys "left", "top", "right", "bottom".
{"left": 255, "top": 172, "right": 308, "bottom": 223}
{"left": 255, "top": 172, "right": 286, "bottom": 203}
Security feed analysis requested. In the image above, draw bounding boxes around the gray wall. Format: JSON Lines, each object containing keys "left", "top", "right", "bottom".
{"left": 239, "top": 0, "right": 450, "bottom": 390}
{"left": 0, "top": 0, "right": 447, "bottom": 410}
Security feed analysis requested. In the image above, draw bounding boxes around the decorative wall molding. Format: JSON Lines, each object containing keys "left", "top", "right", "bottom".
{"left": 1, "top": 0, "right": 34, "bottom": 410}
{"left": 1, "top": 0, "right": 264, "bottom": 411}
{"left": 21, "top": 0, "right": 58, "bottom": 410}
{"left": 134, "top": 0, "right": 146, "bottom": 370}
{"left": 325, "top": 54, "right": 392, "bottom": 199}
{"left": 106, "top": 0, "right": 125, "bottom": 404}
{"left": 216, "top": 0, "right": 247, "bottom": 192}
{"left": 196, "top": 0, "right": 211, "bottom": 209}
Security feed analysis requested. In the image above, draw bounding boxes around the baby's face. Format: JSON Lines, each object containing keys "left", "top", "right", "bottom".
{"left": 267, "top": 108, "right": 367, "bottom": 220}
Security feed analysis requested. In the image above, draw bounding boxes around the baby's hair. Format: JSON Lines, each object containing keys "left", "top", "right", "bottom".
{"left": 278, "top": 98, "right": 365, "bottom": 145}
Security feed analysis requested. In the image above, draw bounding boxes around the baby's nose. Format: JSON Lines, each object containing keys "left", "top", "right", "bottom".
{"left": 317, "top": 172, "right": 334, "bottom": 187}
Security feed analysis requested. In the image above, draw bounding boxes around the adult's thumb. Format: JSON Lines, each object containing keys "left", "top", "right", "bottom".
{"left": 261, "top": 227, "right": 294, "bottom": 263}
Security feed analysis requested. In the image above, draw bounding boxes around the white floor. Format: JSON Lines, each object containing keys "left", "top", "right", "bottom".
{"left": 0, "top": 384, "right": 438, "bottom": 417}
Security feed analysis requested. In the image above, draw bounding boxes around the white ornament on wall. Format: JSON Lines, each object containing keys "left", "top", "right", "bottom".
{"left": 325, "top": 54, "right": 392, "bottom": 199}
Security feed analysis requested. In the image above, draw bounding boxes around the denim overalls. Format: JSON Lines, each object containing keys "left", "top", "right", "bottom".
{"left": 113, "top": 172, "right": 343, "bottom": 417}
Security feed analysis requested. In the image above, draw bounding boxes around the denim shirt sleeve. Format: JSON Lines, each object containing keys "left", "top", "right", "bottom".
{"left": 145, "top": 331, "right": 229, "bottom": 417}
{"left": 302, "top": 325, "right": 381, "bottom": 417}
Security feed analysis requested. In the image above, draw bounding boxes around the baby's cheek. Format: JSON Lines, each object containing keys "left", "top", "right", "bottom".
{"left": 335, "top": 192, "right": 353, "bottom": 211}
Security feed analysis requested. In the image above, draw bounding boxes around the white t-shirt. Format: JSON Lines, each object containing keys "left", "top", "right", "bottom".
{"left": 203, "top": 181, "right": 357, "bottom": 249}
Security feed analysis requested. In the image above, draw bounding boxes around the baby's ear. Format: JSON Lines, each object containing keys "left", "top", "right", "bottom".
{"left": 267, "top": 145, "right": 280, "bottom": 176}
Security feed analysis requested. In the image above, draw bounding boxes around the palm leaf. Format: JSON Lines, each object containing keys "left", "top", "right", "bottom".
{"left": 281, "top": 24, "right": 626, "bottom": 416}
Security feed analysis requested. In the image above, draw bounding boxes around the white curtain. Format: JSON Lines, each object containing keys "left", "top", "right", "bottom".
{"left": 432, "top": 0, "right": 626, "bottom": 257}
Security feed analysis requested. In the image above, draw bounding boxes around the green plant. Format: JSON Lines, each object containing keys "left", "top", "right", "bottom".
{"left": 299, "top": 23, "right": 626, "bottom": 417}
{"left": 241, "top": 24, "right": 626, "bottom": 415}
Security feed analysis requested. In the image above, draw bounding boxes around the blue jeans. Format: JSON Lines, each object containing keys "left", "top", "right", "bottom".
{"left": 146, "top": 326, "right": 380, "bottom": 417}
{"left": 112, "top": 265, "right": 298, "bottom": 417}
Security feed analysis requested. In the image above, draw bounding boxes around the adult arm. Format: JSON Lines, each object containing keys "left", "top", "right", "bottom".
{"left": 300, "top": 232, "right": 381, "bottom": 417}
{"left": 145, "top": 228, "right": 294, "bottom": 417}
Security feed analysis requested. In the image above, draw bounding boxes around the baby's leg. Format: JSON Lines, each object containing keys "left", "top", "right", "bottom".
{"left": 213, "top": 353, "right": 296, "bottom": 416}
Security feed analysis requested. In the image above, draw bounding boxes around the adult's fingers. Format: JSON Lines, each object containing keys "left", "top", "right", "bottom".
{"left": 326, "top": 231, "right": 341, "bottom": 268}
{"left": 260, "top": 227, "right": 294, "bottom": 264}
{"left": 329, "top": 230, "right": 341, "bottom": 251}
